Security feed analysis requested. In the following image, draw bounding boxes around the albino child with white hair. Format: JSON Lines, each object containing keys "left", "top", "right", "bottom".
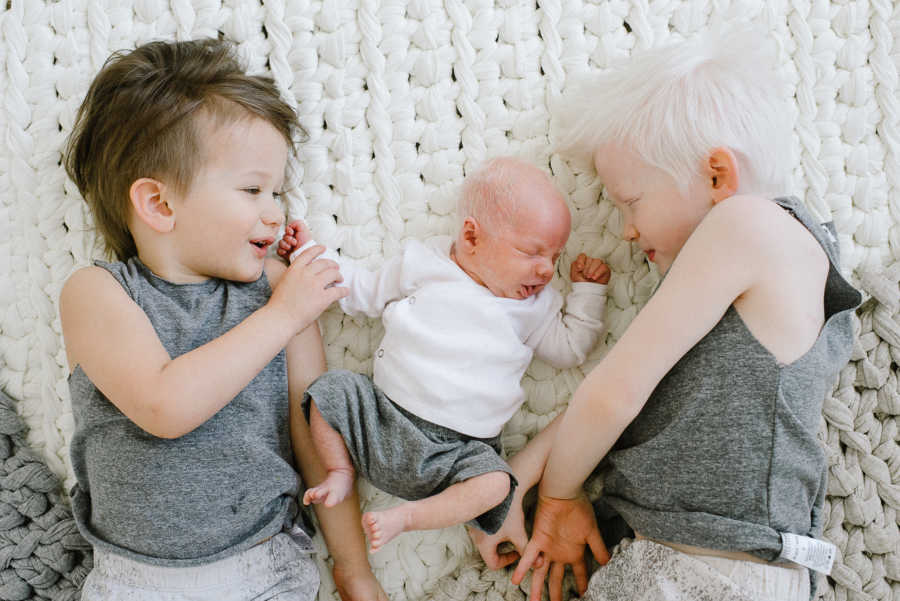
{"left": 278, "top": 157, "right": 610, "bottom": 552}
{"left": 469, "top": 31, "right": 862, "bottom": 601}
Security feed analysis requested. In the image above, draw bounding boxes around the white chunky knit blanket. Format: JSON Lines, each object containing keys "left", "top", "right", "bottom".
{"left": 1, "top": 1, "right": 898, "bottom": 600}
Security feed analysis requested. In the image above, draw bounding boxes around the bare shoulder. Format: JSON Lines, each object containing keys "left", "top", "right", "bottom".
{"left": 59, "top": 265, "right": 134, "bottom": 371}
{"left": 60, "top": 265, "right": 124, "bottom": 311}
{"left": 711, "top": 193, "right": 814, "bottom": 238}
{"left": 264, "top": 257, "right": 287, "bottom": 288}
{"left": 702, "top": 195, "right": 789, "bottom": 243}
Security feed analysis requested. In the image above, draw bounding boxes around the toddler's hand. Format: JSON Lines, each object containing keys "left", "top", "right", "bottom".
{"left": 277, "top": 219, "right": 313, "bottom": 261}
{"left": 570, "top": 254, "right": 610, "bottom": 284}
{"left": 269, "top": 244, "right": 347, "bottom": 332}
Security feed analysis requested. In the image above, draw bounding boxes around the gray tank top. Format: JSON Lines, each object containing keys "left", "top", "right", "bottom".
{"left": 68, "top": 258, "right": 301, "bottom": 566}
{"left": 602, "top": 196, "right": 861, "bottom": 561}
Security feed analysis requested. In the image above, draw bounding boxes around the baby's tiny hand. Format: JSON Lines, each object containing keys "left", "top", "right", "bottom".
{"left": 277, "top": 220, "right": 313, "bottom": 261}
{"left": 570, "top": 254, "right": 610, "bottom": 284}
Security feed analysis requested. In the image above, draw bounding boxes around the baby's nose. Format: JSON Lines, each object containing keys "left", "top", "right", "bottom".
{"left": 536, "top": 257, "right": 554, "bottom": 279}
{"left": 623, "top": 223, "right": 639, "bottom": 242}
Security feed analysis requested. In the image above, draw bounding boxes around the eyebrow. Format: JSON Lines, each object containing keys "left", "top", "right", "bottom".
{"left": 239, "top": 169, "right": 279, "bottom": 179}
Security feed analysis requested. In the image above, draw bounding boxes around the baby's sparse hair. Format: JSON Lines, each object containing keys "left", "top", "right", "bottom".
{"left": 64, "top": 38, "right": 303, "bottom": 260}
{"left": 554, "top": 29, "right": 793, "bottom": 198}
{"left": 458, "top": 157, "right": 533, "bottom": 232}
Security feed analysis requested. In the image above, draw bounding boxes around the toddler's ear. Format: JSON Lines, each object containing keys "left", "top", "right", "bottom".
{"left": 705, "top": 147, "right": 740, "bottom": 204}
{"left": 130, "top": 178, "right": 175, "bottom": 233}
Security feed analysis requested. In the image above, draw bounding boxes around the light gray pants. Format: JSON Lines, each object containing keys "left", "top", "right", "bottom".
{"left": 581, "top": 539, "right": 810, "bottom": 601}
{"left": 81, "top": 533, "right": 319, "bottom": 601}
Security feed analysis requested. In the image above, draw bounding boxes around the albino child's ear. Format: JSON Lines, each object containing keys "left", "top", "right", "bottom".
{"left": 705, "top": 147, "right": 740, "bottom": 204}
{"left": 130, "top": 178, "right": 175, "bottom": 233}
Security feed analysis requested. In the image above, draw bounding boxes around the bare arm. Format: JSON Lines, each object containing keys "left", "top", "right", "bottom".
{"left": 512, "top": 196, "right": 776, "bottom": 601}
{"left": 59, "top": 250, "right": 346, "bottom": 439}
{"left": 539, "top": 198, "right": 768, "bottom": 499}
{"left": 468, "top": 414, "right": 563, "bottom": 568}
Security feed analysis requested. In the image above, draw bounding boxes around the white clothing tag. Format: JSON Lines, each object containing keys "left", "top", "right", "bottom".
{"left": 288, "top": 239, "right": 318, "bottom": 263}
{"left": 779, "top": 533, "right": 835, "bottom": 574}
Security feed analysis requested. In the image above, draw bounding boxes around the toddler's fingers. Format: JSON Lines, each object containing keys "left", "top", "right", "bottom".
{"left": 308, "top": 258, "right": 340, "bottom": 275}
{"left": 492, "top": 548, "right": 521, "bottom": 570}
{"left": 290, "top": 244, "right": 326, "bottom": 266}
{"left": 326, "top": 285, "right": 350, "bottom": 303}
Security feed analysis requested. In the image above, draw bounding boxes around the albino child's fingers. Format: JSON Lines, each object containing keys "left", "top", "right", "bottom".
{"left": 528, "top": 559, "right": 550, "bottom": 601}
{"left": 587, "top": 528, "right": 610, "bottom": 565}
{"left": 572, "top": 560, "right": 589, "bottom": 595}
{"left": 547, "top": 562, "right": 565, "bottom": 601}
{"left": 511, "top": 540, "right": 542, "bottom": 585}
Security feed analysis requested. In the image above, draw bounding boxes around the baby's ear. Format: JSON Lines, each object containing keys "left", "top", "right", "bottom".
{"left": 129, "top": 178, "right": 175, "bottom": 233}
{"left": 705, "top": 147, "right": 740, "bottom": 204}
{"left": 458, "top": 216, "right": 481, "bottom": 253}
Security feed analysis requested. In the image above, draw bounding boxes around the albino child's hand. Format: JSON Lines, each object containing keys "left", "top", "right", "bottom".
{"left": 570, "top": 254, "right": 610, "bottom": 285}
{"left": 512, "top": 493, "right": 609, "bottom": 601}
{"left": 277, "top": 219, "right": 313, "bottom": 261}
{"left": 268, "top": 244, "right": 347, "bottom": 332}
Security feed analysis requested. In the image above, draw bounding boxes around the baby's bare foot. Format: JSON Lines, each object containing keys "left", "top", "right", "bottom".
{"left": 302, "top": 468, "right": 354, "bottom": 507}
{"left": 362, "top": 507, "right": 409, "bottom": 553}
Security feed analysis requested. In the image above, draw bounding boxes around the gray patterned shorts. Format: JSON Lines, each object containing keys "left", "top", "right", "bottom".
{"left": 581, "top": 539, "right": 810, "bottom": 601}
{"left": 304, "top": 369, "right": 517, "bottom": 533}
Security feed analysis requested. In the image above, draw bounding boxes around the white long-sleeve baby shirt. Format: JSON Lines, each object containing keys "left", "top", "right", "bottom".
{"left": 293, "top": 236, "right": 607, "bottom": 438}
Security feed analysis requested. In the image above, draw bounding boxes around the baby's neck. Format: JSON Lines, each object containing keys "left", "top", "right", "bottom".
{"left": 449, "top": 242, "right": 487, "bottom": 289}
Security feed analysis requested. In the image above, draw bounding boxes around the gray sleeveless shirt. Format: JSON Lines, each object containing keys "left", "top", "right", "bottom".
{"left": 68, "top": 258, "right": 301, "bottom": 566}
{"left": 602, "top": 196, "right": 861, "bottom": 561}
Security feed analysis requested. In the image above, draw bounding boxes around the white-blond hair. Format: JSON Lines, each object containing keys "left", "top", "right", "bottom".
{"left": 457, "top": 157, "right": 529, "bottom": 231}
{"left": 553, "top": 29, "right": 793, "bottom": 197}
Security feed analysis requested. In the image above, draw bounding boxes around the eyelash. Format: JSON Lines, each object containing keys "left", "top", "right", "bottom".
{"left": 243, "top": 187, "right": 283, "bottom": 198}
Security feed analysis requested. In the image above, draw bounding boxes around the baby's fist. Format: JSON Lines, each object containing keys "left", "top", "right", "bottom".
{"left": 277, "top": 220, "right": 313, "bottom": 261}
{"left": 570, "top": 254, "right": 610, "bottom": 284}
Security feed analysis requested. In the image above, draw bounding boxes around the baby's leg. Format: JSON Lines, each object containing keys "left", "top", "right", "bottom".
{"left": 362, "top": 470, "right": 510, "bottom": 553}
{"left": 303, "top": 400, "right": 355, "bottom": 508}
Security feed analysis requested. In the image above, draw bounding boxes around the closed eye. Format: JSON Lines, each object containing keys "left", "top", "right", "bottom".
{"left": 242, "top": 187, "right": 261, "bottom": 195}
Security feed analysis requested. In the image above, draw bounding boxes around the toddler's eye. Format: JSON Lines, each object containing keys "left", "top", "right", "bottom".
{"left": 243, "top": 187, "right": 261, "bottom": 195}
{"left": 273, "top": 190, "right": 284, "bottom": 199}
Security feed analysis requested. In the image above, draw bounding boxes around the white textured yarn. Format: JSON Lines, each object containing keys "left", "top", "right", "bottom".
{"left": 0, "top": 1, "right": 898, "bottom": 600}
